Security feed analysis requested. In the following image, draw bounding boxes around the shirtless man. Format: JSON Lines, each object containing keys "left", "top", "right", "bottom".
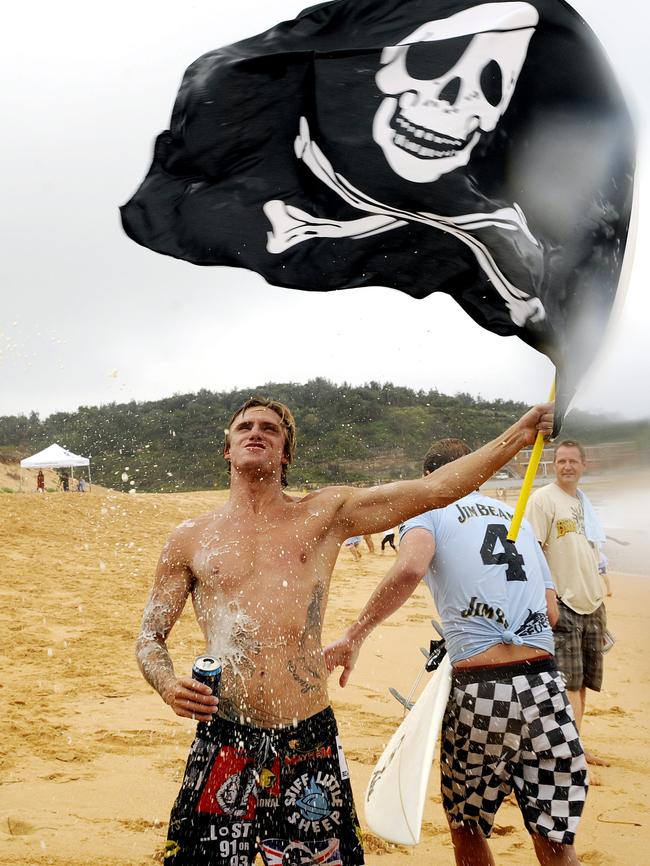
{"left": 136, "top": 397, "right": 553, "bottom": 866}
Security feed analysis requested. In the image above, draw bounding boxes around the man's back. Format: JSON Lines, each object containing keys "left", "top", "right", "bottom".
{"left": 401, "top": 492, "right": 554, "bottom": 664}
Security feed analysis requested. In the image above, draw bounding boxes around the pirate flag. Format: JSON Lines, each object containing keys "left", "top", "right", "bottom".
{"left": 120, "top": 0, "right": 635, "bottom": 427}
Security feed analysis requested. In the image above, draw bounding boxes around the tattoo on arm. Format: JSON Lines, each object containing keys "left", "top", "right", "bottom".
{"left": 136, "top": 633, "right": 176, "bottom": 697}
{"left": 136, "top": 592, "right": 186, "bottom": 697}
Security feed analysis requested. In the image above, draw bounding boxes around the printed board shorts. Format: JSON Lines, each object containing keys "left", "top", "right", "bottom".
{"left": 553, "top": 601, "right": 606, "bottom": 692}
{"left": 440, "top": 657, "right": 587, "bottom": 845}
{"left": 163, "top": 707, "right": 364, "bottom": 866}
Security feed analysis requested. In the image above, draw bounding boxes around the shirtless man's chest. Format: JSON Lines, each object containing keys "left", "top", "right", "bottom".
{"left": 185, "top": 494, "right": 344, "bottom": 725}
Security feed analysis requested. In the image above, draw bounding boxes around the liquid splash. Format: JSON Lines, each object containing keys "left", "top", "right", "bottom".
{"left": 198, "top": 595, "right": 262, "bottom": 684}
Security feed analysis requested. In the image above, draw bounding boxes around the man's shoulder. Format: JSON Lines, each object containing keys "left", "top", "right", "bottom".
{"left": 169, "top": 507, "right": 226, "bottom": 543}
{"left": 576, "top": 487, "right": 595, "bottom": 507}
{"left": 474, "top": 494, "right": 515, "bottom": 518}
{"left": 295, "top": 485, "right": 348, "bottom": 506}
{"left": 528, "top": 482, "right": 558, "bottom": 505}
{"left": 401, "top": 506, "right": 437, "bottom": 532}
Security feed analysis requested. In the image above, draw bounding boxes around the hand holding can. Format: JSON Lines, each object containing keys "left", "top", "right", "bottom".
{"left": 191, "top": 655, "right": 222, "bottom": 696}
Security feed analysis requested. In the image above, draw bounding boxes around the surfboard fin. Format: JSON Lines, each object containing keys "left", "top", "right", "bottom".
{"left": 389, "top": 687, "right": 414, "bottom": 710}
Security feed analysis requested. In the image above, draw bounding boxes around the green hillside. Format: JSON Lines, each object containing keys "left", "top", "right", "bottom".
{"left": 1, "top": 380, "right": 648, "bottom": 492}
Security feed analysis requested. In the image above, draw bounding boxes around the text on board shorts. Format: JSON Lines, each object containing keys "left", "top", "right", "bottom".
{"left": 163, "top": 707, "right": 364, "bottom": 866}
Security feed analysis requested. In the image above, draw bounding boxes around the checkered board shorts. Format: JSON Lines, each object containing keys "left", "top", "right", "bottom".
{"left": 440, "top": 657, "right": 587, "bottom": 845}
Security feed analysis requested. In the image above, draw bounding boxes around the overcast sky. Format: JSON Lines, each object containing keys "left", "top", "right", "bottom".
{"left": 2, "top": 0, "right": 648, "bottom": 421}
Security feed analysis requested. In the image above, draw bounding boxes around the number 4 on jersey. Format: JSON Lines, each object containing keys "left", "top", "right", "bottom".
{"left": 480, "top": 524, "right": 527, "bottom": 582}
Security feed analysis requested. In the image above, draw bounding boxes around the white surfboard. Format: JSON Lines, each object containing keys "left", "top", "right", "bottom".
{"left": 364, "top": 654, "right": 452, "bottom": 845}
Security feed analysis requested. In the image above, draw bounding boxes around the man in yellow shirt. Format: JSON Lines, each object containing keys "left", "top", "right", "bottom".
{"left": 526, "top": 441, "right": 608, "bottom": 768}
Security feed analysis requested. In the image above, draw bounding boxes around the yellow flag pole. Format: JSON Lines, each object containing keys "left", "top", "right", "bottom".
{"left": 507, "top": 379, "right": 556, "bottom": 542}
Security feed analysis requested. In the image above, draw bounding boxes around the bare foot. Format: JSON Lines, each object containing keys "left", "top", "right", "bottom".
{"left": 585, "top": 750, "right": 610, "bottom": 767}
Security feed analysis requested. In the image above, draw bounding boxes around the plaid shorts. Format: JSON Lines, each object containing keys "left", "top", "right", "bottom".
{"left": 553, "top": 601, "right": 606, "bottom": 691}
{"left": 441, "top": 658, "right": 587, "bottom": 845}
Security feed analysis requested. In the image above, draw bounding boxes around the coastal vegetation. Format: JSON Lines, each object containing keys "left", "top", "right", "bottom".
{"left": 1, "top": 380, "right": 647, "bottom": 492}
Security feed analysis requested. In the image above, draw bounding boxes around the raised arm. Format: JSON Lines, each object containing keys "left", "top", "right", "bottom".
{"left": 334, "top": 403, "right": 553, "bottom": 536}
{"left": 325, "top": 528, "right": 435, "bottom": 686}
{"left": 135, "top": 528, "right": 218, "bottom": 722}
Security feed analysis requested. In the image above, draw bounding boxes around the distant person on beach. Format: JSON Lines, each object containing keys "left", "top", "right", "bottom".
{"left": 36, "top": 470, "right": 45, "bottom": 493}
{"left": 345, "top": 535, "right": 363, "bottom": 560}
{"left": 135, "top": 397, "right": 553, "bottom": 866}
{"left": 59, "top": 471, "right": 70, "bottom": 492}
{"left": 526, "top": 440, "right": 610, "bottom": 770}
{"left": 327, "top": 437, "right": 585, "bottom": 866}
{"left": 77, "top": 477, "right": 88, "bottom": 493}
{"left": 380, "top": 527, "right": 397, "bottom": 553}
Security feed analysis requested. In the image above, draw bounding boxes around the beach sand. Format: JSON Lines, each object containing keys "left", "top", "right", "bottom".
{"left": 1, "top": 476, "right": 648, "bottom": 866}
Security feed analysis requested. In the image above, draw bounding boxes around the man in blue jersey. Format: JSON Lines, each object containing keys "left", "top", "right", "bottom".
{"left": 326, "top": 438, "right": 587, "bottom": 866}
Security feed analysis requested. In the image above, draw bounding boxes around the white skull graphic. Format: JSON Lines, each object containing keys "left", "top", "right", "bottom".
{"left": 373, "top": 2, "right": 538, "bottom": 183}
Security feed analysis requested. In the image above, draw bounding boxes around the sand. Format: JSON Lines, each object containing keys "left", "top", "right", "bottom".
{"left": 1, "top": 476, "right": 649, "bottom": 866}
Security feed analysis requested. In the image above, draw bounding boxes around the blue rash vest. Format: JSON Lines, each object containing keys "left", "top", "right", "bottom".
{"left": 400, "top": 492, "right": 556, "bottom": 665}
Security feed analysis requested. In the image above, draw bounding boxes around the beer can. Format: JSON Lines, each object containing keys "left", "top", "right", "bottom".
{"left": 191, "top": 655, "right": 222, "bottom": 695}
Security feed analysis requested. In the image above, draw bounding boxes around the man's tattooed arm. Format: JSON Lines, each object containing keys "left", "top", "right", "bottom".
{"left": 135, "top": 536, "right": 193, "bottom": 701}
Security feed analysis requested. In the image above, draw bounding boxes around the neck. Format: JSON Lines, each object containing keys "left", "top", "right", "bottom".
{"left": 228, "top": 467, "right": 285, "bottom": 511}
{"left": 555, "top": 479, "right": 578, "bottom": 497}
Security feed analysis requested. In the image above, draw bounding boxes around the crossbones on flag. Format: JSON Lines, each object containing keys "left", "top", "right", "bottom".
{"left": 121, "top": 0, "right": 635, "bottom": 427}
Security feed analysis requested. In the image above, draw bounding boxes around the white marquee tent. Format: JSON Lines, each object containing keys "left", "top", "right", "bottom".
{"left": 20, "top": 443, "right": 91, "bottom": 488}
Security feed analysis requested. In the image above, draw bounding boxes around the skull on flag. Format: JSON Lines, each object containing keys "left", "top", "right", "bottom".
{"left": 373, "top": 2, "right": 538, "bottom": 183}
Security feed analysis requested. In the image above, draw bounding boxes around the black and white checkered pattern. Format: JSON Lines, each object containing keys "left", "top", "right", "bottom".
{"left": 440, "top": 665, "right": 587, "bottom": 844}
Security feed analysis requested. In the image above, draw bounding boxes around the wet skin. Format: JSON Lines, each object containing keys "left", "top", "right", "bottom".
{"left": 147, "top": 491, "right": 351, "bottom": 727}
{"left": 136, "top": 404, "right": 554, "bottom": 728}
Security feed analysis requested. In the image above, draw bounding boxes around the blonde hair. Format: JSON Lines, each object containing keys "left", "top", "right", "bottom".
{"left": 224, "top": 397, "right": 297, "bottom": 487}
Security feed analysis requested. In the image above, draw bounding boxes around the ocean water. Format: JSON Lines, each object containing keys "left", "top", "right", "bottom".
{"left": 588, "top": 484, "right": 650, "bottom": 577}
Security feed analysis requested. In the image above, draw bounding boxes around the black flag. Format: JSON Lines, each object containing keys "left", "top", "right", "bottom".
{"left": 121, "top": 0, "right": 634, "bottom": 427}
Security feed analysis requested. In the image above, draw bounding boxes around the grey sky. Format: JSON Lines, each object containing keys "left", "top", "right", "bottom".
{"left": 1, "top": 0, "right": 648, "bottom": 420}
